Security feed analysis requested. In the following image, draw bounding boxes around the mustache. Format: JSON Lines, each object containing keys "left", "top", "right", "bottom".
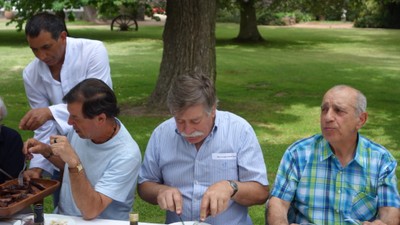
{"left": 180, "top": 131, "right": 204, "bottom": 138}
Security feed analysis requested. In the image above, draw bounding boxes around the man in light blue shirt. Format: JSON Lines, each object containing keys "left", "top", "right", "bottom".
{"left": 24, "top": 79, "right": 141, "bottom": 220}
{"left": 138, "top": 74, "right": 269, "bottom": 225}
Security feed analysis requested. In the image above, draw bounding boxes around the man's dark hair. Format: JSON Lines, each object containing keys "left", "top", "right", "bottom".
{"left": 63, "top": 78, "right": 119, "bottom": 119}
{"left": 25, "top": 12, "right": 68, "bottom": 39}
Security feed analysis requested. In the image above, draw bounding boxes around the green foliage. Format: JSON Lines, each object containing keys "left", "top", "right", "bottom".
{"left": 293, "top": 10, "right": 313, "bottom": 23}
{"left": 3, "top": 0, "right": 147, "bottom": 31}
{"left": 354, "top": 0, "right": 400, "bottom": 28}
{"left": 258, "top": 11, "right": 289, "bottom": 25}
{"left": 257, "top": 9, "right": 312, "bottom": 25}
{"left": 95, "top": 0, "right": 141, "bottom": 19}
{"left": 216, "top": 6, "right": 240, "bottom": 23}
{"left": 270, "top": 0, "right": 365, "bottom": 21}
{"left": 1, "top": 0, "right": 12, "bottom": 10}
{"left": 5, "top": 0, "right": 85, "bottom": 31}
{"left": 269, "top": 0, "right": 400, "bottom": 26}
{"left": 143, "top": 3, "right": 153, "bottom": 17}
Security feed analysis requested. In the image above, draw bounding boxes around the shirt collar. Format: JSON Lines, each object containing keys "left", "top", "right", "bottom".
{"left": 320, "top": 133, "right": 365, "bottom": 168}
{"left": 320, "top": 138, "right": 333, "bottom": 161}
{"left": 352, "top": 134, "right": 366, "bottom": 167}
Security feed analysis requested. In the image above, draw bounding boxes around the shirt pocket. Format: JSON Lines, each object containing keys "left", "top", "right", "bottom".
{"left": 350, "top": 191, "right": 377, "bottom": 221}
{"left": 210, "top": 153, "right": 238, "bottom": 181}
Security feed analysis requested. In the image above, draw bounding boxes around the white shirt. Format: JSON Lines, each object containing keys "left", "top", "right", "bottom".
{"left": 23, "top": 37, "right": 112, "bottom": 174}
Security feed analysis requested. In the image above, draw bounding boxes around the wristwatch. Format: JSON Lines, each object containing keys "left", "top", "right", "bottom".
{"left": 68, "top": 163, "right": 84, "bottom": 173}
{"left": 228, "top": 180, "right": 238, "bottom": 198}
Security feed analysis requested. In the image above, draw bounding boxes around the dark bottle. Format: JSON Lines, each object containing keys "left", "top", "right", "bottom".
{"left": 33, "top": 204, "right": 44, "bottom": 225}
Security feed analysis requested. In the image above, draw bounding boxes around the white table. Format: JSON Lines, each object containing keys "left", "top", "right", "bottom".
{"left": 0, "top": 213, "right": 165, "bottom": 225}
{"left": 59, "top": 214, "right": 164, "bottom": 225}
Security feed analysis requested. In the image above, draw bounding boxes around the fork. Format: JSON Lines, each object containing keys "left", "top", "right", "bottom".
{"left": 177, "top": 213, "right": 185, "bottom": 225}
{"left": 18, "top": 161, "right": 27, "bottom": 186}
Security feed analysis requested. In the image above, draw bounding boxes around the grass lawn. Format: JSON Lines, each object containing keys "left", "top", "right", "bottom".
{"left": 0, "top": 20, "right": 399, "bottom": 224}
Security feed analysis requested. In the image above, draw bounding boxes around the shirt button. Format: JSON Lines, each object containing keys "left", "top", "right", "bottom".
{"left": 336, "top": 209, "right": 340, "bottom": 213}
{"left": 338, "top": 190, "right": 341, "bottom": 194}
{"left": 194, "top": 180, "right": 198, "bottom": 185}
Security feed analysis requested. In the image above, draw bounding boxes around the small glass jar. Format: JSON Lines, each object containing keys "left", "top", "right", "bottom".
{"left": 33, "top": 204, "right": 44, "bottom": 225}
{"left": 129, "top": 212, "right": 139, "bottom": 225}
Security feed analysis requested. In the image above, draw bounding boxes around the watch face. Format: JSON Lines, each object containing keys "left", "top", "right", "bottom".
{"left": 229, "top": 180, "right": 238, "bottom": 197}
{"left": 231, "top": 181, "right": 238, "bottom": 190}
{"left": 69, "top": 163, "right": 83, "bottom": 173}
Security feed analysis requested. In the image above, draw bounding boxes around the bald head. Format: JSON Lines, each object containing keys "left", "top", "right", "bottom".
{"left": 324, "top": 85, "right": 367, "bottom": 116}
{"left": 320, "top": 85, "right": 368, "bottom": 148}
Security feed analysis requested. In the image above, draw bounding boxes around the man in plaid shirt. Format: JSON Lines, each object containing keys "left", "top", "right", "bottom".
{"left": 267, "top": 85, "right": 400, "bottom": 225}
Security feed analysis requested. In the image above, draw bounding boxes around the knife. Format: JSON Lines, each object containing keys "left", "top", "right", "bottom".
{"left": 0, "top": 168, "right": 14, "bottom": 180}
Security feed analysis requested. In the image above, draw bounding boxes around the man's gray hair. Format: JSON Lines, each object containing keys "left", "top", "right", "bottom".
{"left": 330, "top": 85, "right": 367, "bottom": 115}
{"left": 0, "top": 97, "right": 7, "bottom": 121}
{"left": 167, "top": 74, "right": 217, "bottom": 115}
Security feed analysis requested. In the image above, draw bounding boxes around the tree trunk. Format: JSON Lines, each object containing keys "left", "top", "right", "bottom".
{"left": 235, "top": 0, "right": 264, "bottom": 42}
{"left": 147, "top": 0, "right": 217, "bottom": 110}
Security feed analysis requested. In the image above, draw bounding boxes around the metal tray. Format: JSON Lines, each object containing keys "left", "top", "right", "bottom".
{"left": 0, "top": 178, "right": 60, "bottom": 217}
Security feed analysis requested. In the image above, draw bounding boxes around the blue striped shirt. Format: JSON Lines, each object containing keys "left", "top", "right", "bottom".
{"left": 271, "top": 134, "right": 400, "bottom": 225}
{"left": 139, "top": 110, "right": 268, "bottom": 225}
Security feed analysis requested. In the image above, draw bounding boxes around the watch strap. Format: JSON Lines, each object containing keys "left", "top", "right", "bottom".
{"left": 228, "top": 180, "right": 238, "bottom": 197}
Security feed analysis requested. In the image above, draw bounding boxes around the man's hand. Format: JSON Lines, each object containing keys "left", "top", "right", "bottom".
{"left": 19, "top": 107, "right": 53, "bottom": 130}
{"left": 362, "top": 220, "right": 387, "bottom": 225}
{"left": 364, "top": 207, "right": 400, "bottom": 225}
{"left": 156, "top": 186, "right": 184, "bottom": 215}
{"left": 50, "top": 135, "right": 80, "bottom": 167}
{"left": 23, "top": 138, "right": 51, "bottom": 158}
{"left": 199, "top": 180, "right": 232, "bottom": 221}
{"left": 23, "top": 168, "right": 42, "bottom": 182}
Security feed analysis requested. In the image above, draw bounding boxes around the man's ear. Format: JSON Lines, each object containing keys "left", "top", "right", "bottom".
{"left": 211, "top": 104, "right": 217, "bottom": 118}
{"left": 97, "top": 113, "right": 107, "bottom": 124}
{"left": 357, "top": 112, "right": 368, "bottom": 129}
{"left": 59, "top": 31, "right": 67, "bottom": 43}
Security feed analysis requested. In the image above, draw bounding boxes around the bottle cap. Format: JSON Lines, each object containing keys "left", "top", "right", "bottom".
{"left": 129, "top": 212, "right": 139, "bottom": 222}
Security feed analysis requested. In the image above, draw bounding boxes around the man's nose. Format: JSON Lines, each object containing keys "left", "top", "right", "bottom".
{"left": 182, "top": 123, "right": 195, "bottom": 135}
{"left": 67, "top": 117, "right": 73, "bottom": 125}
{"left": 35, "top": 50, "right": 47, "bottom": 61}
{"left": 324, "top": 109, "right": 334, "bottom": 121}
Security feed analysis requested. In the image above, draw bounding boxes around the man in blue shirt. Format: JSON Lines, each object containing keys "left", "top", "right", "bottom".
{"left": 267, "top": 85, "right": 400, "bottom": 225}
{"left": 24, "top": 79, "right": 141, "bottom": 220}
{"left": 138, "top": 74, "right": 269, "bottom": 225}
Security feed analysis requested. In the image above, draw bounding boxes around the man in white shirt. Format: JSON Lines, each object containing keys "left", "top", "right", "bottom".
{"left": 20, "top": 12, "right": 112, "bottom": 183}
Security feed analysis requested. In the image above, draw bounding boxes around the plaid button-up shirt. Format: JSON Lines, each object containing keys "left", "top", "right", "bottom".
{"left": 271, "top": 134, "right": 400, "bottom": 225}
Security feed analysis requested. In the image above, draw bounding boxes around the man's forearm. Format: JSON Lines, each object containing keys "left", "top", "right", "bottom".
{"left": 378, "top": 207, "right": 400, "bottom": 225}
{"left": 267, "top": 197, "right": 291, "bottom": 225}
{"left": 267, "top": 208, "right": 289, "bottom": 225}
{"left": 138, "top": 181, "right": 166, "bottom": 205}
{"left": 69, "top": 170, "right": 111, "bottom": 219}
{"left": 232, "top": 181, "right": 269, "bottom": 206}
